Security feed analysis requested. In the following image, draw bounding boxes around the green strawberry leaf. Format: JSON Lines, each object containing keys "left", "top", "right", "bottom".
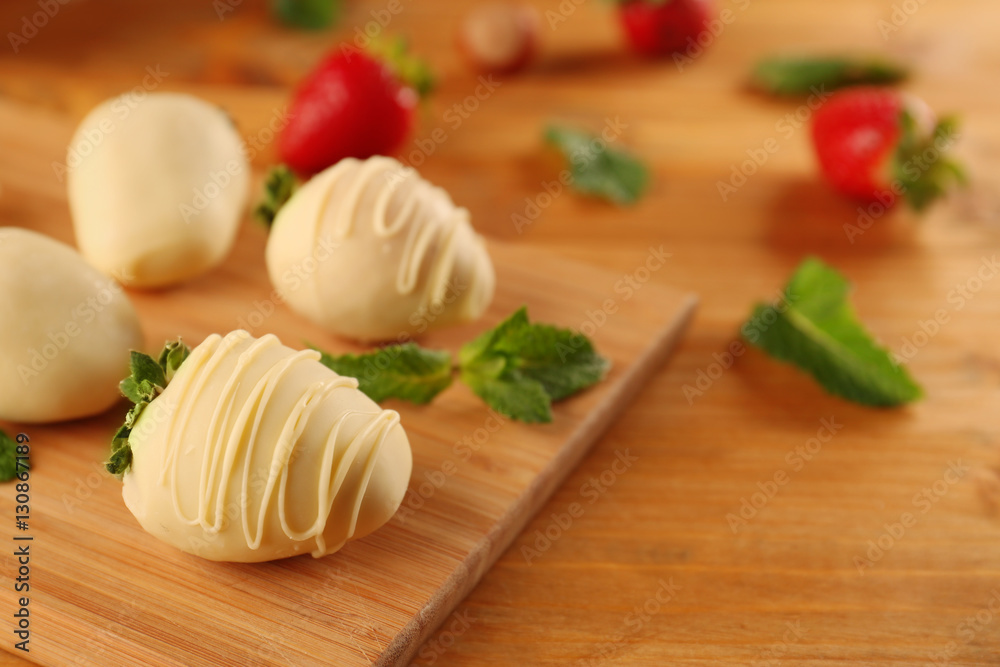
{"left": 545, "top": 125, "right": 650, "bottom": 206}
{"left": 367, "top": 36, "right": 436, "bottom": 98}
{"left": 744, "top": 258, "right": 923, "bottom": 407}
{"left": 751, "top": 56, "right": 909, "bottom": 96}
{"left": 254, "top": 164, "right": 300, "bottom": 229}
{"left": 107, "top": 339, "right": 191, "bottom": 478}
{"left": 315, "top": 343, "right": 454, "bottom": 405}
{"left": 893, "top": 111, "right": 967, "bottom": 212}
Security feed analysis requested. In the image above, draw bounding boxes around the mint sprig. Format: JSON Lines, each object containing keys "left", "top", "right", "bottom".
{"left": 545, "top": 125, "right": 650, "bottom": 206}
{"left": 744, "top": 258, "right": 922, "bottom": 407}
{"left": 316, "top": 307, "right": 610, "bottom": 422}
{"left": 315, "top": 343, "right": 453, "bottom": 405}
{"left": 751, "top": 56, "right": 908, "bottom": 96}
{"left": 460, "top": 307, "right": 611, "bottom": 422}
{"left": 0, "top": 430, "right": 22, "bottom": 482}
{"left": 107, "top": 339, "right": 191, "bottom": 478}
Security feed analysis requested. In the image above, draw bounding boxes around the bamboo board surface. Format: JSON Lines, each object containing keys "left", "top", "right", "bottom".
{"left": 0, "top": 99, "right": 696, "bottom": 666}
{"left": 3, "top": 0, "right": 1000, "bottom": 664}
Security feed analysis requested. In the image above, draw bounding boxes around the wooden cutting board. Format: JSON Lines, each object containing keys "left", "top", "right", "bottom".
{"left": 0, "top": 99, "right": 696, "bottom": 666}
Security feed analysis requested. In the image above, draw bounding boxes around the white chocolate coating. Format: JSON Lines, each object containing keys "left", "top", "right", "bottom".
{"left": 266, "top": 156, "right": 495, "bottom": 342}
{"left": 0, "top": 228, "right": 144, "bottom": 423}
{"left": 68, "top": 92, "right": 250, "bottom": 289}
{"left": 122, "top": 331, "right": 412, "bottom": 562}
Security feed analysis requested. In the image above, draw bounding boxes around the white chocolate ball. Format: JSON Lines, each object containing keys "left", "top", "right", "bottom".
{"left": 122, "top": 331, "right": 413, "bottom": 562}
{"left": 0, "top": 228, "right": 144, "bottom": 423}
{"left": 266, "top": 156, "right": 496, "bottom": 342}
{"left": 67, "top": 92, "right": 249, "bottom": 289}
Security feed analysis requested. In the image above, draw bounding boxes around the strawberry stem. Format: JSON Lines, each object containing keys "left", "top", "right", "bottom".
{"left": 366, "top": 37, "right": 436, "bottom": 99}
{"left": 892, "top": 110, "right": 967, "bottom": 212}
{"left": 254, "top": 165, "right": 300, "bottom": 230}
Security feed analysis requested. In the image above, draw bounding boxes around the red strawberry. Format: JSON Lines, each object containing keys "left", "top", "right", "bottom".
{"left": 617, "top": 0, "right": 715, "bottom": 58}
{"left": 811, "top": 87, "right": 965, "bottom": 211}
{"left": 279, "top": 41, "right": 434, "bottom": 176}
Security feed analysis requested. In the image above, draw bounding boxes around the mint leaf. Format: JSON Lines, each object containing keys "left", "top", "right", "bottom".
{"left": 751, "top": 56, "right": 909, "bottom": 96}
{"left": 463, "top": 372, "right": 553, "bottom": 424}
{"left": 744, "top": 258, "right": 923, "bottom": 407}
{"left": 315, "top": 343, "right": 454, "bottom": 405}
{"left": 0, "top": 430, "right": 20, "bottom": 482}
{"left": 460, "top": 307, "right": 611, "bottom": 422}
{"left": 254, "top": 164, "right": 300, "bottom": 229}
{"left": 271, "top": 0, "right": 341, "bottom": 30}
{"left": 545, "top": 125, "right": 650, "bottom": 205}
{"left": 107, "top": 339, "right": 191, "bottom": 478}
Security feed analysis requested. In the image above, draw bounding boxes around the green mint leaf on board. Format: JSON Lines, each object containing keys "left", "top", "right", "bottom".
{"left": 459, "top": 307, "right": 611, "bottom": 423}
{"left": 254, "top": 165, "right": 300, "bottom": 229}
{"left": 893, "top": 111, "right": 967, "bottom": 212}
{"left": 315, "top": 343, "right": 454, "bottom": 405}
{"left": 744, "top": 258, "right": 923, "bottom": 407}
{"left": 0, "top": 430, "right": 20, "bottom": 482}
{"left": 545, "top": 125, "right": 650, "bottom": 206}
{"left": 751, "top": 56, "right": 909, "bottom": 96}
{"left": 271, "top": 0, "right": 342, "bottom": 30}
{"left": 107, "top": 339, "right": 191, "bottom": 478}
{"left": 463, "top": 372, "right": 555, "bottom": 424}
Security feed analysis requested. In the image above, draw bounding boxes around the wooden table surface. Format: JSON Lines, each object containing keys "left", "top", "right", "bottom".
{"left": 2, "top": 0, "right": 1000, "bottom": 664}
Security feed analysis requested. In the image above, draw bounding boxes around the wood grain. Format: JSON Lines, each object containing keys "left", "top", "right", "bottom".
{"left": 2, "top": 0, "right": 1000, "bottom": 664}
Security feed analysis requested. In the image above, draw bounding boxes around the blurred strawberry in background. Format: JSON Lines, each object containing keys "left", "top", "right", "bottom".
{"left": 810, "top": 87, "right": 965, "bottom": 211}
{"left": 616, "top": 0, "right": 715, "bottom": 58}
{"left": 458, "top": 3, "right": 541, "bottom": 74}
